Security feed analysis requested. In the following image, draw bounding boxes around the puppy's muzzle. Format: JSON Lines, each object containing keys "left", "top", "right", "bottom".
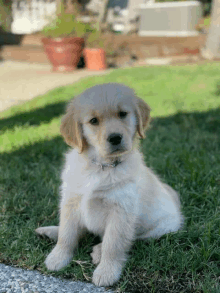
{"left": 107, "top": 133, "right": 123, "bottom": 146}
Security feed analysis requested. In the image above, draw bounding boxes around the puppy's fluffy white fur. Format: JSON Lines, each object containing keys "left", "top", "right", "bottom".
{"left": 36, "top": 83, "right": 183, "bottom": 287}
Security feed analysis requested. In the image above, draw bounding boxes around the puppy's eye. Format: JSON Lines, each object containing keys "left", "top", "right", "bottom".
{"left": 90, "top": 118, "right": 99, "bottom": 125}
{"left": 119, "top": 111, "right": 127, "bottom": 118}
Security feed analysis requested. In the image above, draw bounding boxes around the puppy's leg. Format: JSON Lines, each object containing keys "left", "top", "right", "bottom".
{"left": 45, "top": 196, "right": 83, "bottom": 271}
{"left": 91, "top": 243, "right": 102, "bottom": 265}
{"left": 92, "top": 208, "right": 136, "bottom": 286}
{"left": 162, "top": 183, "right": 181, "bottom": 208}
{"left": 35, "top": 226, "right": 59, "bottom": 242}
{"left": 139, "top": 213, "right": 183, "bottom": 240}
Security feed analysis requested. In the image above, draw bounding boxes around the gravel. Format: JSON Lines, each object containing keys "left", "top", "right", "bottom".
{"left": 0, "top": 264, "right": 114, "bottom": 293}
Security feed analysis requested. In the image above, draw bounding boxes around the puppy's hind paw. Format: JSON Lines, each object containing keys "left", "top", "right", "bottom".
{"left": 90, "top": 243, "right": 102, "bottom": 265}
{"left": 35, "top": 226, "right": 59, "bottom": 242}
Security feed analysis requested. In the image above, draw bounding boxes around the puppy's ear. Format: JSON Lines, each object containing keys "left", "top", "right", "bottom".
{"left": 60, "top": 105, "right": 87, "bottom": 153}
{"left": 135, "top": 97, "right": 151, "bottom": 139}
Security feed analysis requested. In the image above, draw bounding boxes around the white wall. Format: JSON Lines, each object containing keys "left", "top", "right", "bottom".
{"left": 12, "top": 0, "right": 56, "bottom": 34}
{"left": 11, "top": 0, "right": 142, "bottom": 34}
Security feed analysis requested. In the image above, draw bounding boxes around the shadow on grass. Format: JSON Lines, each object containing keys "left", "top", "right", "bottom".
{"left": 0, "top": 107, "right": 220, "bottom": 292}
{"left": 151, "top": 107, "right": 220, "bottom": 134}
{"left": 0, "top": 101, "right": 67, "bottom": 131}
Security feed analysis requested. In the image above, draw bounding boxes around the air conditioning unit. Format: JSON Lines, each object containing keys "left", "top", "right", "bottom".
{"left": 139, "top": 1, "right": 202, "bottom": 37}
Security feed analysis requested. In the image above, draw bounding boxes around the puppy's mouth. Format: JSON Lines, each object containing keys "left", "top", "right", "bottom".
{"left": 108, "top": 146, "right": 129, "bottom": 157}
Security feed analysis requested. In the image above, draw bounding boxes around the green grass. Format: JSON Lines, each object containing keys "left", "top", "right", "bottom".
{"left": 1, "top": 64, "right": 220, "bottom": 292}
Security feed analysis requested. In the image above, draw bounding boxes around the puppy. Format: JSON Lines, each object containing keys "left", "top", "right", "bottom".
{"left": 36, "top": 83, "right": 183, "bottom": 287}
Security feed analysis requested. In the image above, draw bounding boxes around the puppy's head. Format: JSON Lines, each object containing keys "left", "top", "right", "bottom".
{"left": 60, "top": 83, "right": 150, "bottom": 157}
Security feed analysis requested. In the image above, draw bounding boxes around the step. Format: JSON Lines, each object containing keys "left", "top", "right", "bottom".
{"left": 1, "top": 45, "right": 49, "bottom": 64}
{"left": 1, "top": 34, "right": 205, "bottom": 65}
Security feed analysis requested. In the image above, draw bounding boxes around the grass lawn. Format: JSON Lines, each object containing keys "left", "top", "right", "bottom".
{"left": 0, "top": 63, "right": 220, "bottom": 293}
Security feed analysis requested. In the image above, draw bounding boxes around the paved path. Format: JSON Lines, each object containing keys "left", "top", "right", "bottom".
{"left": 0, "top": 61, "right": 109, "bottom": 112}
{"left": 0, "top": 61, "right": 113, "bottom": 292}
{"left": 0, "top": 264, "right": 113, "bottom": 293}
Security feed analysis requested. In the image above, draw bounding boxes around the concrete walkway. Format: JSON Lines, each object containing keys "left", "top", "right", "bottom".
{"left": 0, "top": 263, "right": 114, "bottom": 293}
{"left": 0, "top": 61, "right": 109, "bottom": 112}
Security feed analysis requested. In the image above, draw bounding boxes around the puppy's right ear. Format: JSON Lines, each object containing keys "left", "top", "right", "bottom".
{"left": 60, "top": 105, "right": 87, "bottom": 153}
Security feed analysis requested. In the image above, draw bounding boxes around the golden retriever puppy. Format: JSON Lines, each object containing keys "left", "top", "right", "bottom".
{"left": 36, "top": 83, "right": 184, "bottom": 287}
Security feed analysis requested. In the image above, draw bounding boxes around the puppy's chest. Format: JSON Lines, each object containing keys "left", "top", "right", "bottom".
{"left": 64, "top": 163, "right": 140, "bottom": 234}
{"left": 72, "top": 171, "right": 116, "bottom": 234}
{"left": 80, "top": 195, "right": 113, "bottom": 236}
{"left": 80, "top": 185, "right": 140, "bottom": 237}
{"left": 74, "top": 167, "right": 127, "bottom": 195}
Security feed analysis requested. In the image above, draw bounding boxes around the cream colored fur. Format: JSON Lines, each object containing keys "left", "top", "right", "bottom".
{"left": 35, "top": 83, "right": 184, "bottom": 287}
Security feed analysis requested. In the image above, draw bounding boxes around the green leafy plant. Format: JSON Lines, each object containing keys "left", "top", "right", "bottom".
{"left": 0, "top": 0, "right": 11, "bottom": 32}
{"left": 42, "top": 3, "right": 90, "bottom": 38}
{"left": 85, "top": 29, "right": 106, "bottom": 49}
{"left": 195, "top": 16, "right": 211, "bottom": 32}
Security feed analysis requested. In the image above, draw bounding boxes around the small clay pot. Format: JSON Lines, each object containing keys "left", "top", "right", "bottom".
{"left": 84, "top": 48, "right": 107, "bottom": 71}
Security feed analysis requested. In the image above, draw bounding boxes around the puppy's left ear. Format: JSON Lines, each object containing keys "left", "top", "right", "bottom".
{"left": 135, "top": 97, "right": 151, "bottom": 139}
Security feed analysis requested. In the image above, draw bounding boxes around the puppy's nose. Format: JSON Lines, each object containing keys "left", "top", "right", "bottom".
{"left": 107, "top": 133, "right": 122, "bottom": 145}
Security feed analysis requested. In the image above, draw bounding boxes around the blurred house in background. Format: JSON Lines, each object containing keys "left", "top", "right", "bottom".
{"left": 139, "top": 1, "right": 202, "bottom": 36}
{"left": 10, "top": 0, "right": 202, "bottom": 36}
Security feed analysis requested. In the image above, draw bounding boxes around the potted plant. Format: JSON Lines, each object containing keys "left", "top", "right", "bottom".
{"left": 84, "top": 28, "right": 107, "bottom": 71}
{"left": 41, "top": 4, "right": 88, "bottom": 72}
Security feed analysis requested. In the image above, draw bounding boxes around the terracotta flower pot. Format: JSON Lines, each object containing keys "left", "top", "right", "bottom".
{"left": 42, "top": 37, "right": 84, "bottom": 72}
{"left": 84, "top": 48, "right": 107, "bottom": 71}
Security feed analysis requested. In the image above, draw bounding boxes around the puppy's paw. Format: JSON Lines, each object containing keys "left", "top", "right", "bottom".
{"left": 35, "top": 226, "right": 59, "bottom": 242}
{"left": 45, "top": 245, "right": 73, "bottom": 271}
{"left": 92, "top": 261, "right": 122, "bottom": 287}
{"left": 90, "top": 243, "right": 102, "bottom": 265}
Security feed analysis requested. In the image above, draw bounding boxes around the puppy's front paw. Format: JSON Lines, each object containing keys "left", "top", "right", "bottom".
{"left": 45, "top": 245, "right": 73, "bottom": 271}
{"left": 90, "top": 243, "right": 102, "bottom": 265}
{"left": 92, "top": 261, "right": 122, "bottom": 287}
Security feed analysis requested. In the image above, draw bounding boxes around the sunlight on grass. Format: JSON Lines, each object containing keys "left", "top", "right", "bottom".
{"left": 0, "top": 119, "right": 60, "bottom": 153}
{"left": 1, "top": 63, "right": 220, "bottom": 154}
